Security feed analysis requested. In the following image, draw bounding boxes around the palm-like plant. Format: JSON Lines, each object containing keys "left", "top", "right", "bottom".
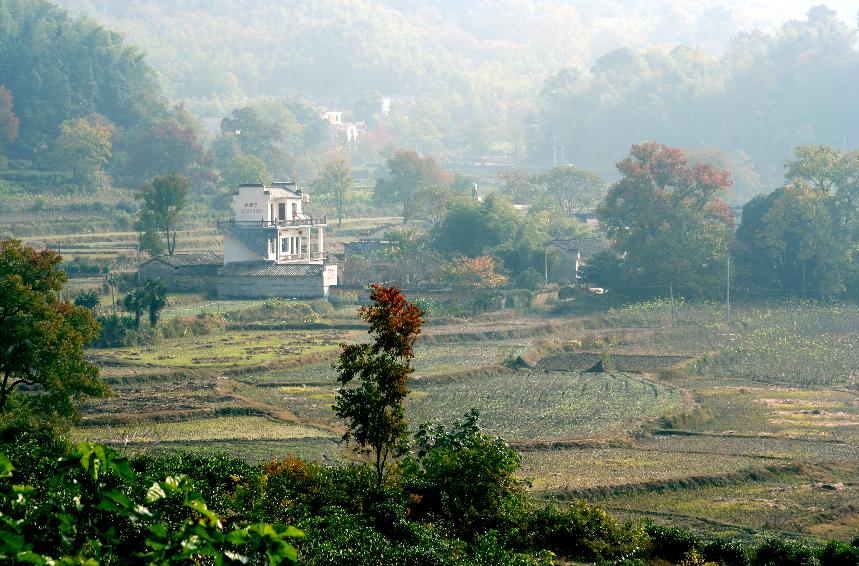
{"left": 142, "top": 278, "right": 167, "bottom": 327}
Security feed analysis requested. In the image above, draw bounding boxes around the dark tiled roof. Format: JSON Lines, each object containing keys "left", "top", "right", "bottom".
{"left": 219, "top": 262, "right": 324, "bottom": 277}
{"left": 549, "top": 238, "right": 610, "bottom": 257}
{"left": 143, "top": 253, "right": 223, "bottom": 267}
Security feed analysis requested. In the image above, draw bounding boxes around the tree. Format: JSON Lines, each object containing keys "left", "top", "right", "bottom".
{"left": 136, "top": 173, "right": 189, "bottom": 256}
{"left": 403, "top": 409, "right": 525, "bottom": 539}
{"left": 441, "top": 256, "right": 508, "bottom": 289}
{"left": 533, "top": 166, "right": 607, "bottom": 216}
{"left": 223, "top": 155, "right": 272, "bottom": 190}
{"left": 120, "top": 105, "right": 204, "bottom": 186}
{"left": 0, "top": 240, "right": 107, "bottom": 417}
{"left": 141, "top": 278, "right": 167, "bottom": 327}
{"left": 375, "top": 149, "right": 452, "bottom": 223}
{"left": 597, "top": 142, "right": 733, "bottom": 297}
{"left": 0, "top": 86, "right": 19, "bottom": 149}
{"left": 73, "top": 290, "right": 100, "bottom": 313}
{"left": 219, "top": 107, "right": 288, "bottom": 176}
{"left": 333, "top": 284, "right": 424, "bottom": 486}
{"left": 311, "top": 159, "right": 352, "bottom": 227}
{"left": 50, "top": 115, "right": 114, "bottom": 188}
{"left": 123, "top": 288, "right": 145, "bottom": 329}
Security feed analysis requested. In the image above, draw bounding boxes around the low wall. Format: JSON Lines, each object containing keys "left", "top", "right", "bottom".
{"left": 138, "top": 263, "right": 219, "bottom": 294}
{"left": 217, "top": 274, "right": 329, "bottom": 299}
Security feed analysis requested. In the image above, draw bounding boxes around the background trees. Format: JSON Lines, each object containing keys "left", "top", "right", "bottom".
{"left": 136, "top": 173, "right": 189, "bottom": 256}
{"left": 0, "top": 240, "right": 107, "bottom": 418}
{"left": 734, "top": 145, "right": 859, "bottom": 298}
{"left": 311, "top": 159, "right": 352, "bottom": 227}
{"left": 333, "top": 284, "right": 424, "bottom": 486}
{"left": 50, "top": 115, "right": 114, "bottom": 189}
{"left": 374, "top": 149, "right": 452, "bottom": 223}
{"left": 597, "top": 142, "right": 733, "bottom": 297}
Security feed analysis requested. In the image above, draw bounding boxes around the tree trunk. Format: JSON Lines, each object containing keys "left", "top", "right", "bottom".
{"left": 0, "top": 371, "right": 9, "bottom": 412}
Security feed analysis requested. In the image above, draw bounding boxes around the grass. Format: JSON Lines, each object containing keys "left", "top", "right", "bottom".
{"left": 73, "top": 415, "right": 335, "bottom": 443}
{"left": 91, "top": 330, "right": 349, "bottom": 368}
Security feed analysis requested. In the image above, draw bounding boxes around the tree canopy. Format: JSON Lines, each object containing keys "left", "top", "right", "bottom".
{"left": 598, "top": 142, "right": 733, "bottom": 297}
{"left": 136, "top": 173, "right": 189, "bottom": 256}
{"left": 0, "top": 240, "right": 107, "bottom": 419}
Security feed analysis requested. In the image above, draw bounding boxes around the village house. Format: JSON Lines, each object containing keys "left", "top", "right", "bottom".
{"left": 137, "top": 181, "right": 337, "bottom": 298}
{"left": 216, "top": 182, "right": 337, "bottom": 298}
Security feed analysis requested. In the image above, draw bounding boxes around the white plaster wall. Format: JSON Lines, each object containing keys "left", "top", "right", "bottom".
{"left": 223, "top": 233, "right": 265, "bottom": 264}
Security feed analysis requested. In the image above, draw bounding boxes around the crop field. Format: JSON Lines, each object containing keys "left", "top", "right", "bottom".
{"left": 90, "top": 330, "right": 349, "bottom": 368}
{"left": 521, "top": 447, "right": 786, "bottom": 492}
{"left": 408, "top": 369, "right": 689, "bottom": 441}
{"left": 599, "top": 461, "right": 859, "bottom": 542}
{"left": 72, "top": 297, "right": 859, "bottom": 541}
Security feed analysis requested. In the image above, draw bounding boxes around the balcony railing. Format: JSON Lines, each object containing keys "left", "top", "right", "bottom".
{"left": 276, "top": 252, "right": 326, "bottom": 262}
{"left": 217, "top": 216, "right": 327, "bottom": 230}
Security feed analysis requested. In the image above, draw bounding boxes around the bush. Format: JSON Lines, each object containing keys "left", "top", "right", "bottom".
{"left": 224, "top": 299, "right": 331, "bottom": 325}
{"left": 819, "top": 540, "right": 859, "bottom": 566}
{"left": 704, "top": 538, "right": 751, "bottom": 566}
{"left": 93, "top": 313, "right": 155, "bottom": 347}
{"left": 520, "top": 503, "right": 649, "bottom": 562}
{"left": 159, "top": 312, "right": 227, "bottom": 338}
{"left": 402, "top": 409, "right": 527, "bottom": 540}
{"left": 646, "top": 524, "right": 702, "bottom": 563}
{"left": 753, "top": 539, "right": 820, "bottom": 566}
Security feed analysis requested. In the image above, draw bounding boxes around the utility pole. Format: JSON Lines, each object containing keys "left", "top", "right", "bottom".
{"left": 669, "top": 281, "right": 675, "bottom": 328}
{"left": 726, "top": 254, "right": 731, "bottom": 323}
{"left": 544, "top": 249, "right": 549, "bottom": 283}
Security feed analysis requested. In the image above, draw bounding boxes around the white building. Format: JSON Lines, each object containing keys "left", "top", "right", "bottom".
{"left": 217, "top": 182, "right": 337, "bottom": 298}
{"left": 321, "top": 110, "right": 363, "bottom": 144}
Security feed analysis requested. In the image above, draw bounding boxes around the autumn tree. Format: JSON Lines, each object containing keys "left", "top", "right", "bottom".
{"left": 597, "top": 142, "right": 733, "bottom": 297}
{"left": 0, "top": 240, "right": 107, "bottom": 418}
{"left": 136, "top": 173, "right": 189, "bottom": 256}
{"left": 311, "top": 159, "right": 352, "bottom": 227}
{"left": 375, "top": 149, "right": 452, "bottom": 223}
{"left": 333, "top": 284, "right": 424, "bottom": 486}
{"left": 441, "top": 256, "right": 508, "bottom": 289}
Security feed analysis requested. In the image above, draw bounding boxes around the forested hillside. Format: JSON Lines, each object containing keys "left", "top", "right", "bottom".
{"left": 52, "top": 1, "right": 859, "bottom": 202}
{"left": 533, "top": 6, "right": 859, "bottom": 197}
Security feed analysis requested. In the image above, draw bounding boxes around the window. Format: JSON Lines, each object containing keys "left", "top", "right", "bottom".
{"left": 281, "top": 238, "right": 288, "bottom": 253}
{"left": 291, "top": 203, "right": 298, "bottom": 218}
{"left": 278, "top": 203, "right": 286, "bottom": 221}
{"left": 268, "top": 239, "right": 274, "bottom": 255}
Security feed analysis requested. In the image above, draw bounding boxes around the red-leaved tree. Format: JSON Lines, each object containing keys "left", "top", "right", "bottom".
{"left": 597, "top": 142, "right": 733, "bottom": 296}
{"left": 333, "top": 284, "right": 425, "bottom": 485}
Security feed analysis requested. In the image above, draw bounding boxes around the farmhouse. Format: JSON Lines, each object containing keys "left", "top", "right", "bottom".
{"left": 216, "top": 182, "right": 337, "bottom": 298}
{"left": 137, "top": 252, "right": 222, "bottom": 292}
{"left": 137, "top": 181, "right": 337, "bottom": 298}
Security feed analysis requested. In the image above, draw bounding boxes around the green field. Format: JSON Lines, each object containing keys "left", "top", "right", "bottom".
{"left": 68, "top": 297, "right": 859, "bottom": 542}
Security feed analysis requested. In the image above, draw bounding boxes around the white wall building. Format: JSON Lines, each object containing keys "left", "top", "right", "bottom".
{"left": 217, "top": 182, "right": 337, "bottom": 298}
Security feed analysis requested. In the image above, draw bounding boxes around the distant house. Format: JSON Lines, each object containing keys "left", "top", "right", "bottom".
{"left": 547, "top": 237, "right": 611, "bottom": 283}
{"left": 216, "top": 182, "right": 337, "bottom": 298}
{"left": 321, "top": 110, "right": 364, "bottom": 144}
{"left": 137, "top": 253, "right": 222, "bottom": 292}
{"left": 137, "top": 181, "right": 337, "bottom": 299}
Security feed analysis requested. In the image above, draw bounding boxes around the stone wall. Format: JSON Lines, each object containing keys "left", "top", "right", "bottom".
{"left": 217, "top": 274, "right": 330, "bottom": 299}
{"left": 138, "top": 262, "right": 219, "bottom": 294}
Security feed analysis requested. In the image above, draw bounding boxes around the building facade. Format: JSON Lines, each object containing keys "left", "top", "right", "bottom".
{"left": 216, "top": 182, "right": 337, "bottom": 298}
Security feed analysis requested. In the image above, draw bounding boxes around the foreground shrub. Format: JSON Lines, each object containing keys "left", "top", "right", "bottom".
{"left": 820, "top": 540, "right": 859, "bottom": 566}
{"left": 0, "top": 442, "right": 302, "bottom": 564}
{"left": 402, "top": 409, "right": 527, "bottom": 540}
{"left": 753, "top": 538, "right": 820, "bottom": 566}
{"left": 704, "top": 537, "right": 751, "bottom": 566}
{"left": 646, "top": 524, "right": 702, "bottom": 563}
{"left": 519, "top": 502, "right": 649, "bottom": 562}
